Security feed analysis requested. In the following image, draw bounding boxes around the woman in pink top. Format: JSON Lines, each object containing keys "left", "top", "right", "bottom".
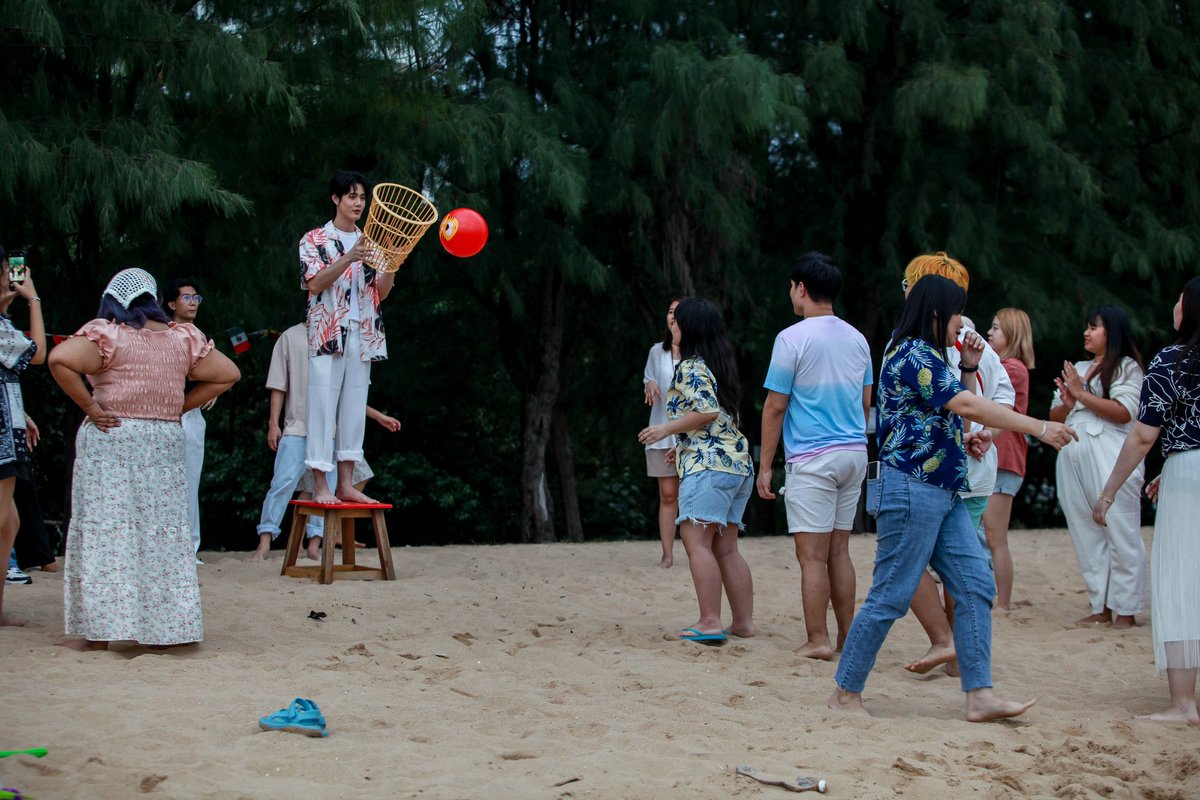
{"left": 49, "top": 269, "right": 239, "bottom": 651}
{"left": 983, "top": 308, "right": 1035, "bottom": 610}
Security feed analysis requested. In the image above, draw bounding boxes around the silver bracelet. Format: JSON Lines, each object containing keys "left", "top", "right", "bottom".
{"left": 1038, "top": 421, "right": 1047, "bottom": 439}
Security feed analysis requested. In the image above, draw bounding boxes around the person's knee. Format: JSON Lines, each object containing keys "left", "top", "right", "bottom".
{"left": 659, "top": 486, "right": 678, "bottom": 505}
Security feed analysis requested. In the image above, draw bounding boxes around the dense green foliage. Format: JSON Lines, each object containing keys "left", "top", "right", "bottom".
{"left": 1, "top": 1, "right": 1195, "bottom": 549}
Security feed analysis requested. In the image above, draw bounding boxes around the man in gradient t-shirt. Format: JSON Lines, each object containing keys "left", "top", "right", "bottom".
{"left": 757, "top": 251, "right": 872, "bottom": 661}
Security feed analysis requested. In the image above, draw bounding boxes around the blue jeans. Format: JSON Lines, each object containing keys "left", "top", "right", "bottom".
{"left": 836, "top": 465, "right": 995, "bottom": 693}
{"left": 256, "top": 435, "right": 327, "bottom": 540}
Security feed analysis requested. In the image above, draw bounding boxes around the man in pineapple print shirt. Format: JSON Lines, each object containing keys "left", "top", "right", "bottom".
{"left": 299, "top": 170, "right": 394, "bottom": 504}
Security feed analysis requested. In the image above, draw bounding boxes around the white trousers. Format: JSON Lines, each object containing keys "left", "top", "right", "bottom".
{"left": 181, "top": 408, "right": 205, "bottom": 553}
{"left": 1056, "top": 430, "right": 1145, "bottom": 616}
{"left": 305, "top": 326, "right": 371, "bottom": 473}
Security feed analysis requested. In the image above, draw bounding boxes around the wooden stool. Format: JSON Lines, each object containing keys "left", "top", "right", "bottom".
{"left": 280, "top": 500, "right": 396, "bottom": 584}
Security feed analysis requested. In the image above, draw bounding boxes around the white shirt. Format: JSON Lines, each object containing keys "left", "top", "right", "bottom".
{"left": 643, "top": 343, "right": 679, "bottom": 450}
{"left": 333, "top": 228, "right": 361, "bottom": 324}
{"left": 947, "top": 327, "right": 1015, "bottom": 498}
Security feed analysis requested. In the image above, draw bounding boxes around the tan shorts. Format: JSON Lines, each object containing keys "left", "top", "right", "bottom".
{"left": 783, "top": 450, "right": 867, "bottom": 533}
{"left": 645, "top": 448, "right": 677, "bottom": 478}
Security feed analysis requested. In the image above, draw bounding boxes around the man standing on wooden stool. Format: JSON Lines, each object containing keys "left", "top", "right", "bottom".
{"left": 299, "top": 170, "right": 393, "bottom": 506}
{"left": 251, "top": 322, "right": 401, "bottom": 561}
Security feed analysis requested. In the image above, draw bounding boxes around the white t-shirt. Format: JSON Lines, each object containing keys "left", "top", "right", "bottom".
{"left": 643, "top": 343, "right": 679, "bottom": 450}
{"left": 947, "top": 327, "right": 1015, "bottom": 498}
{"left": 333, "top": 227, "right": 361, "bottom": 324}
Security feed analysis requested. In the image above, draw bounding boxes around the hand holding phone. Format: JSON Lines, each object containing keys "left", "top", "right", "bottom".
{"left": 8, "top": 251, "right": 26, "bottom": 285}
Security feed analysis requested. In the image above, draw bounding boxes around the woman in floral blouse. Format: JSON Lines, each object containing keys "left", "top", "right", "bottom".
{"left": 829, "top": 275, "right": 1076, "bottom": 722}
{"left": 1093, "top": 277, "right": 1200, "bottom": 724}
{"left": 638, "top": 298, "right": 753, "bottom": 644}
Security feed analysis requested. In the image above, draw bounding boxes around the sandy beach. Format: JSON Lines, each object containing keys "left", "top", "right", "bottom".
{"left": 2, "top": 527, "right": 1196, "bottom": 799}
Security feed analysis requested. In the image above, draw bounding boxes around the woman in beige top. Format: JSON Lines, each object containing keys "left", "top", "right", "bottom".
{"left": 49, "top": 268, "right": 240, "bottom": 651}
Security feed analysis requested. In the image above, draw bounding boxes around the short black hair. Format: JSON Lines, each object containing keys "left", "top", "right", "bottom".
{"left": 162, "top": 277, "right": 202, "bottom": 310}
{"left": 790, "top": 251, "right": 842, "bottom": 303}
{"left": 330, "top": 171, "right": 369, "bottom": 199}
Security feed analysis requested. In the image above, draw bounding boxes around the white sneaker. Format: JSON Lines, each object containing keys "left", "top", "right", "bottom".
{"left": 5, "top": 565, "right": 32, "bottom": 585}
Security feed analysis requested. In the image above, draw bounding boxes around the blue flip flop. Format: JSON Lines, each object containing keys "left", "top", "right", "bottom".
{"left": 259, "top": 698, "right": 328, "bottom": 737}
{"left": 679, "top": 627, "right": 727, "bottom": 644}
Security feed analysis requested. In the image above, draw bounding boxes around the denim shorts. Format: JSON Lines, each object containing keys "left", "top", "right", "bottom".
{"left": 676, "top": 469, "right": 754, "bottom": 529}
{"left": 992, "top": 469, "right": 1023, "bottom": 497}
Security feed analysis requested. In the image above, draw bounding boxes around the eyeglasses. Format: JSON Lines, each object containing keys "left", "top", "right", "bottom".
{"left": 179, "top": 293, "right": 203, "bottom": 304}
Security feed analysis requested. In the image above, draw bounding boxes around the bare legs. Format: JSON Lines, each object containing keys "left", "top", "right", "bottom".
{"left": 982, "top": 493, "right": 1014, "bottom": 610}
{"left": 678, "top": 520, "right": 754, "bottom": 638}
{"left": 1136, "top": 668, "right": 1200, "bottom": 725}
{"left": 793, "top": 530, "right": 854, "bottom": 660}
{"left": 249, "top": 532, "right": 272, "bottom": 561}
{"left": 905, "top": 573, "right": 956, "bottom": 674}
{"left": 0, "top": 476, "right": 25, "bottom": 627}
{"left": 656, "top": 475, "right": 679, "bottom": 568}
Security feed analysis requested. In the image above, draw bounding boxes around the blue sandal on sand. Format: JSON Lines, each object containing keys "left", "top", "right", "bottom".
{"left": 259, "top": 698, "right": 328, "bottom": 737}
{"left": 678, "top": 627, "right": 727, "bottom": 644}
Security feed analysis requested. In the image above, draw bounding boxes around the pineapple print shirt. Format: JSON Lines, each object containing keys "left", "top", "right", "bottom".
{"left": 878, "top": 337, "right": 969, "bottom": 492}
{"left": 666, "top": 356, "right": 753, "bottom": 479}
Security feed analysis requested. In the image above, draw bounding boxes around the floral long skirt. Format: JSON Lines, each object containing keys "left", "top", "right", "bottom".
{"left": 64, "top": 418, "right": 202, "bottom": 645}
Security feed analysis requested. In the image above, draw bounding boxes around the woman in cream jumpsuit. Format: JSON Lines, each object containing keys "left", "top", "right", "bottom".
{"left": 1053, "top": 305, "right": 1145, "bottom": 628}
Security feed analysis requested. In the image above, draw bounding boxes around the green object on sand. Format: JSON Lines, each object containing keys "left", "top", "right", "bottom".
{"left": 0, "top": 748, "right": 47, "bottom": 758}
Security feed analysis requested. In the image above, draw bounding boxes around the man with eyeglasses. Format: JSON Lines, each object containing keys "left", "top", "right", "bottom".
{"left": 164, "top": 278, "right": 208, "bottom": 562}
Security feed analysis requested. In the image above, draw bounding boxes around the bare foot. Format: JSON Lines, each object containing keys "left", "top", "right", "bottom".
{"left": 306, "top": 538, "right": 322, "bottom": 561}
{"left": 1112, "top": 615, "right": 1138, "bottom": 629}
{"left": 941, "top": 660, "right": 961, "bottom": 677}
{"left": 795, "top": 640, "right": 835, "bottom": 661}
{"left": 336, "top": 485, "right": 377, "bottom": 504}
{"left": 334, "top": 539, "right": 367, "bottom": 549}
{"left": 905, "top": 643, "right": 956, "bottom": 674}
{"left": 61, "top": 638, "right": 108, "bottom": 651}
{"left": 827, "top": 688, "right": 870, "bottom": 716}
{"left": 246, "top": 548, "right": 271, "bottom": 562}
{"left": 657, "top": 558, "right": 673, "bottom": 569}
{"left": 39, "top": 560, "right": 62, "bottom": 572}
{"left": 725, "top": 625, "right": 755, "bottom": 638}
{"left": 965, "top": 690, "right": 1036, "bottom": 722}
{"left": 1134, "top": 707, "right": 1200, "bottom": 726}
{"left": 0, "top": 612, "right": 27, "bottom": 627}
{"left": 1076, "top": 612, "right": 1112, "bottom": 625}
{"left": 312, "top": 489, "right": 340, "bottom": 505}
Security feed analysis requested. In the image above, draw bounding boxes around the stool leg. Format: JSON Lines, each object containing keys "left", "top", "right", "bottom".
{"left": 281, "top": 507, "right": 306, "bottom": 576}
{"left": 320, "top": 509, "right": 338, "bottom": 584}
{"left": 374, "top": 510, "right": 396, "bottom": 580}
{"left": 342, "top": 515, "right": 356, "bottom": 567}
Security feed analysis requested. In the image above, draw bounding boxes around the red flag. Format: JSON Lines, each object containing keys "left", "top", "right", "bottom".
{"left": 227, "top": 327, "right": 251, "bottom": 355}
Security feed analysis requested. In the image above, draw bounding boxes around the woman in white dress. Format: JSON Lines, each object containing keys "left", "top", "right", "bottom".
{"left": 643, "top": 299, "right": 681, "bottom": 567}
{"left": 1093, "top": 277, "right": 1200, "bottom": 723}
{"left": 1052, "top": 305, "right": 1145, "bottom": 628}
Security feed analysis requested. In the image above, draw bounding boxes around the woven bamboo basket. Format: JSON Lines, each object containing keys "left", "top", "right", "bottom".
{"left": 360, "top": 183, "right": 439, "bottom": 273}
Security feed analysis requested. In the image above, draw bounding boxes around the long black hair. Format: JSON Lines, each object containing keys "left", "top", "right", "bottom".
{"left": 660, "top": 297, "right": 683, "bottom": 352}
{"left": 892, "top": 275, "right": 966, "bottom": 351}
{"left": 1174, "top": 277, "right": 1200, "bottom": 393}
{"left": 1086, "top": 305, "right": 1143, "bottom": 398}
{"left": 674, "top": 297, "right": 741, "bottom": 421}
{"left": 97, "top": 292, "right": 171, "bottom": 329}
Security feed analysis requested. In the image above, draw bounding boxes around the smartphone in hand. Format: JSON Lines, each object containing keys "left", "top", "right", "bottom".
{"left": 8, "top": 251, "right": 26, "bottom": 285}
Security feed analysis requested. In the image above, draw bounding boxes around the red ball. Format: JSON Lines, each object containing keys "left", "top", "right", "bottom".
{"left": 438, "top": 208, "right": 488, "bottom": 258}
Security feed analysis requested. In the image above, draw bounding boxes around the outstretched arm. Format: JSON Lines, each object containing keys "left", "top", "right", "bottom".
{"left": 366, "top": 405, "right": 401, "bottom": 432}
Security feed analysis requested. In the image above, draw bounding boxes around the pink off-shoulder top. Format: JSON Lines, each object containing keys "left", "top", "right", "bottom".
{"left": 74, "top": 320, "right": 214, "bottom": 421}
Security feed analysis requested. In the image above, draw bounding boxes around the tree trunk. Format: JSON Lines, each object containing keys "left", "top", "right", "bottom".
{"left": 519, "top": 265, "right": 565, "bottom": 543}
{"left": 552, "top": 406, "right": 583, "bottom": 542}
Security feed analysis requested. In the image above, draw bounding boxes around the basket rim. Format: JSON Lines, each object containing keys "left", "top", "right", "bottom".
{"left": 369, "top": 183, "right": 438, "bottom": 225}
